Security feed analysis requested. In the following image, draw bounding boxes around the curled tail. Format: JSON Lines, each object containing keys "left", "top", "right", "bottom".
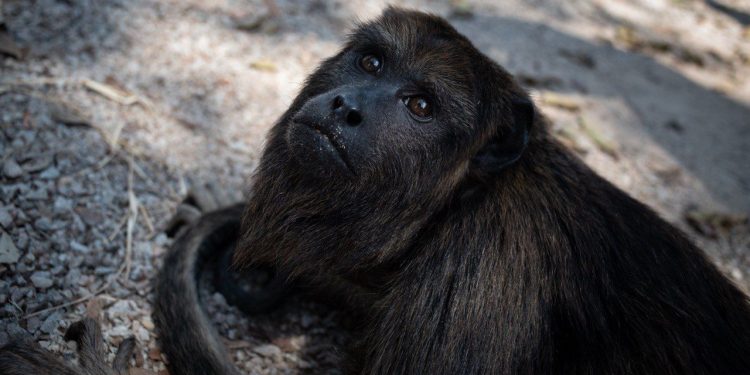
{"left": 154, "top": 204, "right": 245, "bottom": 375}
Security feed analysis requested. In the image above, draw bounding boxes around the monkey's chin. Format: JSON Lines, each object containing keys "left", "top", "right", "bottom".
{"left": 286, "top": 121, "right": 355, "bottom": 177}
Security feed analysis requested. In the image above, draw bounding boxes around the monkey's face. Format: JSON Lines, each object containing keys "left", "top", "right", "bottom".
{"left": 284, "top": 10, "right": 480, "bottom": 183}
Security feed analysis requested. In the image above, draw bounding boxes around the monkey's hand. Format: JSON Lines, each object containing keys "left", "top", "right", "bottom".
{"left": 0, "top": 318, "right": 137, "bottom": 375}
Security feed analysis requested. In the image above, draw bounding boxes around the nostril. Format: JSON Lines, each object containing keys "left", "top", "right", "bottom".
{"left": 332, "top": 95, "right": 344, "bottom": 110}
{"left": 346, "top": 109, "right": 363, "bottom": 126}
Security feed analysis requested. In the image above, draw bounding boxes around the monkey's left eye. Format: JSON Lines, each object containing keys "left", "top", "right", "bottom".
{"left": 360, "top": 55, "right": 382, "bottom": 73}
{"left": 403, "top": 96, "right": 433, "bottom": 120}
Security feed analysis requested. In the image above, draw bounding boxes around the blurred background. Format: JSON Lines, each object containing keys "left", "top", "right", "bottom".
{"left": 1, "top": 0, "right": 749, "bottom": 373}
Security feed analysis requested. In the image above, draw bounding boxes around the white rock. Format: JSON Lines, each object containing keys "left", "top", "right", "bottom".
{"left": 253, "top": 344, "right": 282, "bottom": 358}
{"left": 107, "top": 300, "right": 138, "bottom": 319}
{"left": 0, "top": 230, "right": 20, "bottom": 264}
{"left": 2, "top": 159, "right": 22, "bottom": 178}
{"left": 30, "top": 271, "right": 54, "bottom": 289}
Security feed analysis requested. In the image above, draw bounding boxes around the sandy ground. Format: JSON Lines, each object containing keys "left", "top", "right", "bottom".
{"left": 1, "top": 0, "right": 749, "bottom": 373}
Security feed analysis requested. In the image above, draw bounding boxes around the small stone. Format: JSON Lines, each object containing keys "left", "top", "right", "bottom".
{"left": 5, "top": 322, "right": 27, "bottom": 338}
{"left": 35, "top": 217, "right": 54, "bottom": 231}
{"left": 94, "top": 266, "right": 116, "bottom": 275}
{"left": 64, "top": 268, "right": 81, "bottom": 287}
{"left": 300, "top": 314, "right": 315, "bottom": 328}
{"left": 21, "top": 154, "right": 53, "bottom": 173}
{"left": 731, "top": 268, "right": 743, "bottom": 280}
{"left": 53, "top": 197, "right": 73, "bottom": 213}
{"left": 141, "top": 316, "right": 155, "bottom": 330}
{"left": 0, "top": 230, "right": 20, "bottom": 264}
{"left": 148, "top": 347, "right": 162, "bottom": 361}
{"left": 30, "top": 271, "right": 54, "bottom": 289}
{"left": 253, "top": 344, "right": 282, "bottom": 359}
{"left": 40, "top": 312, "right": 63, "bottom": 334}
{"left": 135, "top": 324, "right": 149, "bottom": 342}
{"left": 108, "top": 325, "right": 131, "bottom": 338}
{"left": 212, "top": 292, "right": 226, "bottom": 306}
{"left": 27, "top": 316, "right": 42, "bottom": 333}
{"left": 26, "top": 187, "right": 49, "bottom": 201}
{"left": 69, "top": 240, "right": 89, "bottom": 253}
{"left": 107, "top": 299, "right": 138, "bottom": 319}
{"left": 0, "top": 207, "right": 12, "bottom": 228}
{"left": 39, "top": 167, "right": 60, "bottom": 179}
{"left": 15, "top": 231, "right": 28, "bottom": 250}
{"left": 3, "top": 159, "right": 22, "bottom": 178}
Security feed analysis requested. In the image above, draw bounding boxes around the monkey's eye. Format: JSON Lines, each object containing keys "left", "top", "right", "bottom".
{"left": 403, "top": 96, "right": 433, "bottom": 120}
{"left": 360, "top": 54, "right": 382, "bottom": 73}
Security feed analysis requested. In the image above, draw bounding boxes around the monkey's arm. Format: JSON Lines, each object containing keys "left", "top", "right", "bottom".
{"left": 0, "top": 318, "right": 135, "bottom": 375}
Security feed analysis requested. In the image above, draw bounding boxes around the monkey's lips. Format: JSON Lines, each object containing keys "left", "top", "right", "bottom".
{"left": 289, "top": 121, "right": 355, "bottom": 175}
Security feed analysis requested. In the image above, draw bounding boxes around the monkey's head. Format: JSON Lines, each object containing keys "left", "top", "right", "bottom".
{"left": 282, "top": 7, "right": 534, "bottom": 183}
{"left": 239, "top": 8, "right": 536, "bottom": 274}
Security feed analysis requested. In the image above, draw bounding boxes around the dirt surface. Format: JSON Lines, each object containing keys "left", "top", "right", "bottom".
{"left": 1, "top": 0, "right": 749, "bottom": 373}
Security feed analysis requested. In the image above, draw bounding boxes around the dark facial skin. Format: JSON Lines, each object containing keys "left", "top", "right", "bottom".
{"left": 286, "top": 48, "right": 463, "bottom": 178}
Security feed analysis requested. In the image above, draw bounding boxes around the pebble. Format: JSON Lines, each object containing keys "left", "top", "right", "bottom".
{"left": 731, "top": 268, "right": 743, "bottom": 280}
{"left": 107, "top": 300, "right": 139, "bottom": 319}
{"left": 26, "top": 187, "right": 49, "bottom": 201}
{"left": 27, "top": 316, "right": 42, "bottom": 333}
{"left": 300, "top": 314, "right": 315, "bottom": 328}
{"left": 30, "top": 271, "right": 54, "bottom": 289}
{"left": 69, "top": 240, "right": 89, "bottom": 253}
{"left": 108, "top": 325, "right": 132, "bottom": 338}
{"left": 254, "top": 344, "right": 282, "bottom": 359}
{"left": 53, "top": 197, "right": 73, "bottom": 214}
{"left": 0, "top": 231, "right": 20, "bottom": 264}
{"left": 15, "top": 231, "right": 28, "bottom": 250}
{"left": 40, "top": 312, "right": 63, "bottom": 334}
{"left": 34, "top": 217, "right": 54, "bottom": 231}
{"left": 2, "top": 159, "right": 23, "bottom": 179}
{"left": 0, "top": 207, "right": 12, "bottom": 228}
{"left": 21, "top": 154, "right": 53, "bottom": 173}
{"left": 39, "top": 167, "right": 60, "bottom": 179}
{"left": 141, "top": 316, "right": 155, "bottom": 330}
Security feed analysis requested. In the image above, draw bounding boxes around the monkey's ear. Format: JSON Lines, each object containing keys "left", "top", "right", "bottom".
{"left": 471, "top": 95, "right": 534, "bottom": 174}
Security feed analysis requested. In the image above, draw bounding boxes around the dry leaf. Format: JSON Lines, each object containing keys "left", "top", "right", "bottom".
{"left": 250, "top": 59, "right": 278, "bottom": 72}
{"left": 450, "top": 0, "right": 474, "bottom": 19}
{"left": 685, "top": 208, "right": 748, "bottom": 239}
{"left": 540, "top": 92, "right": 581, "bottom": 112}
{"left": 148, "top": 347, "right": 163, "bottom": 361}
{"left": 578, "top": 117, "right": 618, "bottom": 159}
{"left": 554, "top": 127, "right": 588, "bottom": 155}
{"left": 224, "top": 339, "right": 253, "bottom": 350}
{"left": 83, "top": 79, "right": 142, "bottom": 106}
{"left": 86, "top": 297, "right": 104, "bottom": 319}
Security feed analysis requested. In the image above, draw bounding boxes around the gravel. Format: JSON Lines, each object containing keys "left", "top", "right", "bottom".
{"left": 29, "top": 271, "right": 54, "bottom": 289}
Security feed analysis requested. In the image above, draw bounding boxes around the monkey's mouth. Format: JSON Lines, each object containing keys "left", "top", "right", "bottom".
{"left": 295, "top": 121, "right": 355, "bottom": 174}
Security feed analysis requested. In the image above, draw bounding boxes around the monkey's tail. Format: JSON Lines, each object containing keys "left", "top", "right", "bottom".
{"left": 154, "top": 203, "right": 245, "bottom": 375}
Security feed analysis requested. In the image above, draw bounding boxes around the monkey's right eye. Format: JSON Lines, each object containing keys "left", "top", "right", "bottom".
{"left": 360, "top": 55, "right": 382, "bottom": 73}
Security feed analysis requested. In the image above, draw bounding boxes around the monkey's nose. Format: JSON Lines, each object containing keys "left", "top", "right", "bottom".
{"left": 331, "top": 94, "right": 363, "bottom": 127}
